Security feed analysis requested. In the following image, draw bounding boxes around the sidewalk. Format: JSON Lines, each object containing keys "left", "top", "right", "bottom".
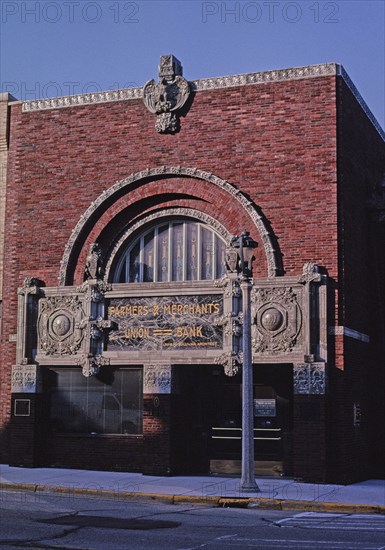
{"left": 1, "top": 464, "right": 384, "bottom": 514}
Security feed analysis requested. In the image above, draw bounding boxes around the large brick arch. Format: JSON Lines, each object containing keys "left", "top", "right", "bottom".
{"left": 59, "top": 166, "right": 282, "bottom": 285}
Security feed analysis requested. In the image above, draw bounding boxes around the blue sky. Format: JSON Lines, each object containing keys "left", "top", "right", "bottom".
{"left": 1, "top": 0, "right": 384, "bottom": 128}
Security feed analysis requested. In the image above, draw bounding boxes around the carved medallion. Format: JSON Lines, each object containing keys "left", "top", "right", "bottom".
{"left": 51, "top": 313, "right": 72, "bottom": 339}
{"left": 252, "top": 287, "right": 302, "bottom": 355}
{"left": 261, "top": 308, "right": 284, "bottom": 332}
{"left": 38, "top": 296, "right": 86, "bottom": 356}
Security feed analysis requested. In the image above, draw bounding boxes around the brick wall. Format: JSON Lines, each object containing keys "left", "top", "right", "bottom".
{"left": 2, "top": 71, "right": 382, "bottom": 482}
{"left": 332, "top": 78, "right": 385, "bottom": 480}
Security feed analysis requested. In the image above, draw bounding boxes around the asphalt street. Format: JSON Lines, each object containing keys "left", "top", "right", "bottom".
{"left": 1, "top": 490, "right": 385, "bottom": 550}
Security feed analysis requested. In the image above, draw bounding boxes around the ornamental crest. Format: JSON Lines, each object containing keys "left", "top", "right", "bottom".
{"left": 143, "top": 55, "right": 191, "bottom": 134}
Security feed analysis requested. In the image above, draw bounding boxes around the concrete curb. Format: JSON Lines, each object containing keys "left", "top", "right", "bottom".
{"left": 1, "top": 483, "right": 384, "bottom": 515}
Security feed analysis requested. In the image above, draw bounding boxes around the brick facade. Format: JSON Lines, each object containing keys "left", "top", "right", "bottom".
{"left": 0, "top": 60, "right": 384, "bottom": 483}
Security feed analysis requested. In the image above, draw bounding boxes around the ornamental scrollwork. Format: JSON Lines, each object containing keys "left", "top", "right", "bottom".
{"left": 214, "top": 313, "right": 243, "bottom": 337}
{"left": 96, "top": 281, "right": 112, "bottom": 294}
{"left": 293, "top": 363, "right": 326, "bottom": 395}
{"left": 252, "top": 286, "right": 298, "bottom": 306}
{"left": 143, "top": 365, "right": 172, "bottom": 394}
{"left": 253, "top": 331, "right": 298, "bottom": 354}
{"left": 76, "top": 280, "right": 112, "bottom": 302}
{"left": 213, "top": 312, "right": 232, "bottom": 328}
{"left": 214, "top": 276, "right": 241, "bottom": 298}
{"left": 88, "top": 317, "right": 115, "bottom": 340}
{"left": 76, "top": 354, "right": 110, "bottom": 377}
{"left": 215, "top": 352, "right": 241, "bottom": 377}
{"left": 11, "top": 365, "right": 40, "bottom": 393}
{"left": 90, "top": 325, "right": 102, "bottom": 340}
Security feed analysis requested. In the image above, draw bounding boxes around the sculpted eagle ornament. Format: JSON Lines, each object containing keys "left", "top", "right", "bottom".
{"left": 143, "top": 75, "right": 191, "bottom": 134}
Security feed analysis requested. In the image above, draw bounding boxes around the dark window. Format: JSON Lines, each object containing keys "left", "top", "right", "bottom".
{"left": 46, "top": 368, "right": 142, "bottom": 435}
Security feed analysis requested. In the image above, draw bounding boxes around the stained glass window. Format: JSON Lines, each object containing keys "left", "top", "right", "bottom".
{"left": 113, "top": 220, "right": 226, "bottom": 283}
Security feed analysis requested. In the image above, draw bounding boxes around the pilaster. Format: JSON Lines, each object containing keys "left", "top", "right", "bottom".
{"left": 0, "top": 93, "right": 15, "bottom": 307}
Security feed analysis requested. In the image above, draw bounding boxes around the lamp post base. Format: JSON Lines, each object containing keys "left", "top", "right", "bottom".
{"left": 240, "top": 479, "right": 260, "bottom": 493}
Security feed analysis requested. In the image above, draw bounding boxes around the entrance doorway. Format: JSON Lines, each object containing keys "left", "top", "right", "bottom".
{"left": 170, "top": 364, "right": 293, "bottom": 476}
{"left": 208, "top": 364, "right": 293, "bottom": 476}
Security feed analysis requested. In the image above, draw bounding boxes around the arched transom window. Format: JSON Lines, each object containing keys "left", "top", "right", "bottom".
{"left": 113, "top": 220, "right": 227, "bottom": 283}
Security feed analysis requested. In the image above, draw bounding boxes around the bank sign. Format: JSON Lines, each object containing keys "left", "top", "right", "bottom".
{"left": 107, "top": 295, "right": 223, "bottom": 351}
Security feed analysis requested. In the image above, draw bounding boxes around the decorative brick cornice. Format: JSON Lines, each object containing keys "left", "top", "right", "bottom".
{"left": 192, "top": 62, "right": 337, "bottom": 91}
{"left": 21, "top": 63, "right": 337, "bottom": 113}
{"left": 21, "top": 87, "right": 143, "bottom": 113}
{"left": 18, "top": 61, "right": 384, "bottom": 141}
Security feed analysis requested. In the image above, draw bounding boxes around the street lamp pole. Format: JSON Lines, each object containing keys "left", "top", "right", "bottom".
{"left": 232, "top": 230, "right": 259, "bottom": 493}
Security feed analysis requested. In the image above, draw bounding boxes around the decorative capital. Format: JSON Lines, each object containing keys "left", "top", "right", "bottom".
{"left": 18, "top": 277, "right": 44, "bottom": 296}
{"left": 143, "top": 55, "right": 191, "bottom": 134}
{"left": 76, "top": 279, "right": 112, "bottom": 302}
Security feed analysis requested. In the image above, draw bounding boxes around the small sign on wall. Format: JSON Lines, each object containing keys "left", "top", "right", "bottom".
{"left": 14, "top": 399, "right": 31, "bottom": 417}
{"left": 254, "top": 399, "right": 276, "bottom": 417}
{"left": 353, "top": 403, "right": 361, "bottom": 427}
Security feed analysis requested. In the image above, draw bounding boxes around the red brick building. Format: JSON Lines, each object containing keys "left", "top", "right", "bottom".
{"left": 0, "top": 56, "right": 384, "bottom": 483}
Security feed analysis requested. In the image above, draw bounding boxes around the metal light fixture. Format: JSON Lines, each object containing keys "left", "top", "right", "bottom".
{"left": 231, "top": 230, "right": 258, "bottom": 278}
{"left": 231, "top": 230, "right": 259, "bottom": 492}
